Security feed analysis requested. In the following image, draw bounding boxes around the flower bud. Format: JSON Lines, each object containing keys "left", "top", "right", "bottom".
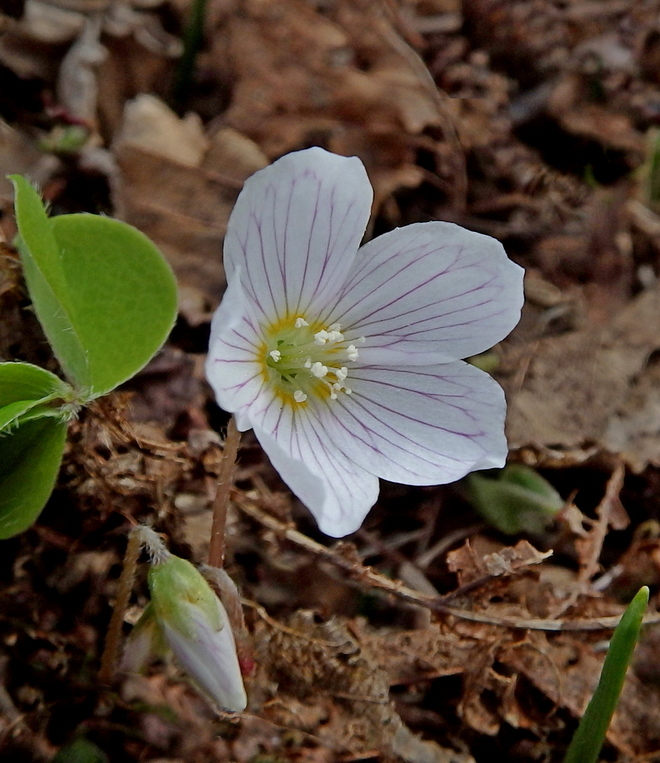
{"left": 148, "top": 554, "right": 247, "bottom": 712}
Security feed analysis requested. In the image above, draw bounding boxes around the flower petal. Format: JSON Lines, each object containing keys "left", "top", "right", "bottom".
{"left": 205, "top": 274, "right": 268, "bottom": 431}
{"left": 163, "top": 601, "right": 247, "bottom": 712}
{"left": 253, "top": 409, "right": 380, "bottom": 537}
{"left": 318, "top": 361, "right": 508, "bottom": 486}
{"left": 224, "top": 147, "right": 373, "bottom": 323}
{"left": 326, "top": 222, "right": 524, "bottom": 363}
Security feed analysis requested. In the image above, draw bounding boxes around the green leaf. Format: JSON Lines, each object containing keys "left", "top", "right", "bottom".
{"left": 0, "top": 361, "right": 73, "bottom": 433}
{"left": 52, "top": 738, "right": 109, "bottom": 763}
{"left": 11, "top": 176, "right": 91, "bottom": 389}
{"left": 563, "top": 586, "right": 649, "bottom": 763}
{"left": 10, "top": 176, "right": 178, "bottom": 399}
{"left": 0, "top": 415, "right": 67, "bottom": 538}
{"left": 465, "top": 465, "right": 564, "bottom": 535}
{"left": 50, "top": 214, "right": 178, "bottom": 398}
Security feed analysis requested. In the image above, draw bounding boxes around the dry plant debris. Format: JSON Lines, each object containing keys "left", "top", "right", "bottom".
{"left": 2, "top": 0, "right": 660, "bottom": 761}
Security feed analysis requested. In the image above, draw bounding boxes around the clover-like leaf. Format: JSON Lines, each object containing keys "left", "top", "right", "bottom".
{"left": 11, "top": 175, "right": 178, "bottom": 400}
{"left": 0, "top": 415, "right": 67, "bottom": 538}
{"left": 0, "top": 361, "right": 73, "bottom": 433}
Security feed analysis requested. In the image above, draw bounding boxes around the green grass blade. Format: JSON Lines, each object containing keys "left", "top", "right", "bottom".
{"left": 563, "top": 586, "right": 649, "bottom": 763}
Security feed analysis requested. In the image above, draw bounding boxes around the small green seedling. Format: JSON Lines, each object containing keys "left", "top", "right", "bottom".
{"left": 0, "top": 176, "right": 177, "bottom": 538}
{"left": 563, "top": 586, "right": 648, "bottom": 763}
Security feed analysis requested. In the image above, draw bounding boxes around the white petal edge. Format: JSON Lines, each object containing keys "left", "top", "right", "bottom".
{"left": 224, "top": 147, "right": 374, "bottom": 324}
{"left": 163, "top": 601, "right": 247, "bottom": 712}
{"left": 206, "top": 272, "right": 268, "bottom": 432}
{"left": 316, "top": 361, "right": 508, "bottom": 486}
{"left": 324, "top": 222, "right": 524, "bottom": 363}
{"left": 253, "top": 413, "right": 380, "bottom": 537}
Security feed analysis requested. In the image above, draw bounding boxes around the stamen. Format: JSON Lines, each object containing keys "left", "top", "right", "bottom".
{"left": 264, "top": 316, "right": 362, "bottom": 405}
{"left": 314, "top": 330, "right": 329, "bottom": 345}
{"left": 311, "top": 362, "right": 328, "bottom": 378}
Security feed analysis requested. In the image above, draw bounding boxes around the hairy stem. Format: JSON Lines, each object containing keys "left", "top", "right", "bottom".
{"left": 99, "top": 527, "right": 141, "bottom": 683}
{"left": 208, "top": 416, "right": 241, "bottom": 568}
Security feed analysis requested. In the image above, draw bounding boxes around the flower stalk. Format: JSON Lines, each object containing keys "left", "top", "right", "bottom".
{"left": 102, "top": 526, "right": 247, "bottom": 711}
{"left": 208, "top": 416, "right": 241, "bottom": 569}
{"left": 99, "top": 525, "right": 142, "bottom": 684}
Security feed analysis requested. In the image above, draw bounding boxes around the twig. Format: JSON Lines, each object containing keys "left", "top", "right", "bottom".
{"left": 578, "top": 464, "right": 627, "bottom": 584}
{"left": 241, "top": 598, "right": 342, "bottom": 648}
{"left": 416, "top": 522, "right": 485, "bottom": 570}
{"left": 208, "top": 416, "right": 241, "bottom": 568}
{"left": 99, "top": 527, "right": 142, "bottom": 684}
{"left": 235, "top": 494, "right": 660, "bottom": 632}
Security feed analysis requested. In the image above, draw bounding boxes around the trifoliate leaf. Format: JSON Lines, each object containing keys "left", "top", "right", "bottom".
{"left": 10, "top": 175, "right": 178, "bottom": 400}
{"left": 0, "top": 361, "right": 73, "bottom": 433}
{"left": 0, "top": 416, "right": 67, "bottom": 538}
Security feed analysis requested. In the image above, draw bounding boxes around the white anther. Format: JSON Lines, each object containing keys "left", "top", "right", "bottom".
{"left": 336, "top": 367, "right": 348, "bottom": 382}
{"left": 329, "top": 323, "right": 342, "bottom": 331}
{"left": 293, "top": 390, "right": 307, "bottom": 403}
{"left": 311, "top": 362, "right": 328, "bottom": 378}
{"left": 314, "top": 330, "right": 329, "bottom": 345}
{"left": 304, "top": 358, "right": 312, "bottom": 368}
{"left": 330, "top": 390, "right": 338, "bottom": 400}
{"left": 269, "top": 350, "right": 281, "bottom": 362}
{"left": 332, "top": 382, "right": 342, "bottom": 391}
{"left": 327, "top": 330, "right": 344, "bottom": 342}
{"left": 344, "top": 387, "right": 353, "bottom": 394}
{"left": 295, "top": 317, "right": 309, "bottom": 327}
{"left": 346, "top": 344, "right": 359, "bottom": 361}
{"left": 357, "top": 336, "right": 366, "bottom": 344}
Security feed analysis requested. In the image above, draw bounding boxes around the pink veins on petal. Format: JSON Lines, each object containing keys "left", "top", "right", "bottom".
{"left": 206, "top": 146, "right": 525, "bottom": 538}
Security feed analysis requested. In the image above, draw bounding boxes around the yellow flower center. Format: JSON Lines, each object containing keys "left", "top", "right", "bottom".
{"left": 262, "top": 316, "right": 362, "bottom": 404}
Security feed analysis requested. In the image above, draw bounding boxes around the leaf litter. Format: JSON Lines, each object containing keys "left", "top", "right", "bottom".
{"left": 2, "top": 0, "right": 660, "bottom": 761}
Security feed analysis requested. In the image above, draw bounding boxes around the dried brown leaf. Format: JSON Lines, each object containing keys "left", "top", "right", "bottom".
{"left": 446, "top": 539, "right": 551, "bottom": 587}
{"left": 503, "top": 279, "right": 660, "bottom": 463}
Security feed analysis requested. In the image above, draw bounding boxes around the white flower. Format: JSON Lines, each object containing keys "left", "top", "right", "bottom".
{"left": 206, "top": 147, "right": 524, "bottom": 537}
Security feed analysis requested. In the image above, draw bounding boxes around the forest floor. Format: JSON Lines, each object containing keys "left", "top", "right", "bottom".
{"left": 2, "top": 0, "right": 660, "bottom": 761}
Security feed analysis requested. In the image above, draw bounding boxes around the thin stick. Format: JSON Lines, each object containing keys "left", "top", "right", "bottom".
{"left": 208, "top": 416, "right": 241, "bottom": 568}
{"left": 235, "top": 494, "right": 660, "bottom": 633}
{"left": 99, "top": 528, "right": 141, "bottom": 684}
